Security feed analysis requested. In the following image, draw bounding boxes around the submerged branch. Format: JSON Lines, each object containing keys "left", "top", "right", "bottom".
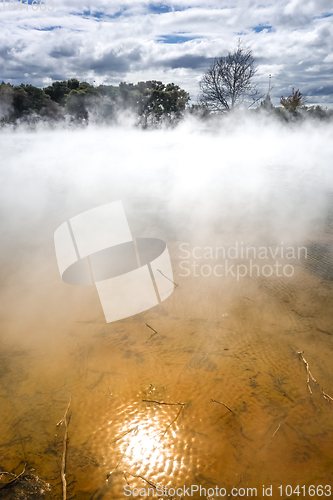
{"left": 211, "top": 399, "right": 235, "bottom": 414}
{"left": 156, "top": 269, "right": 179, "bottom": 287}
{"left": 125, "top": 471, "right": 158, "bottom": 490}
{"left": 298, "top": 351, "right": 333, "bottom": 401}
{"left": 323, "top": 391, "right": 333, "bottom": 402}
{"left": 146, "top": 324, "right": 159, "bottom": 342}
{"left": 125, "top": 471, "right": 178, "bottom": 500}
{"left": 270, "top": 423, "right": 281, "bottom": 444}
{"left": 0, "top": 463, "right": 26, "bottom": 490}
{"left": 57, "top": 396, "right": 72, "bottom": 500}
{"left": 110, "top": 426, "right": 138, "bottom": 445}
{"left": 160, "top": 405, "right": 184, "bottom": 439}
{"left": 142, "top": 400, "right": 185, "bottom": 406}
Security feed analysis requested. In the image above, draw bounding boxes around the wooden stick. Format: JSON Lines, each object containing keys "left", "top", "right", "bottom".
{"left": 0, "top": 463, "right": 26, "bottom": 488}
{"left": 272, "top": 423, "right": 281, "bottom": 438}
{"left": 298, "top": 351, "right": 333, "bottom": 401}
{"left": 269, "top": 423, "right": 281, "bottom": 443}
{"left": 142, "top": 399, "right": 186, "bottom": 440}
{"left": 156, "top": 269, "right": 178, "bottom": 287}
{"left": 160, "top": 405, "right": 184, "bottom": 439}
{"left": 146, "top": 323, "right": 158, "bottom": 334}
{"left": 142, "top": 400, "right": 185, "bottom": 406}
{"left": 57, "top": 397, "right": 72, "bottom": 500}
{"left": 130, "top": 473, "right": 157, "bottom": 489}
{"left": 125, "top": 471, "right": 158, "bottom": 490}
{"left": 110, "top": 426, "right": 138, "bottom": 445}
{"left": 298, "top": 351, "right": 317, "bottom": 394}
{"left": 211, "top": 399, "right": 235, "bottom": 414}
{"left": 146, "top": 324, "right": 159, "bottom": 342}
{"left": 323, "top": 391, "right": 333, "bottom": 402}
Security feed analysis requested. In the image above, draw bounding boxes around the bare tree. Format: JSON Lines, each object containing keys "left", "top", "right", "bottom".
{"left": 199, "top": 41, "right": 259, "bottom": 112}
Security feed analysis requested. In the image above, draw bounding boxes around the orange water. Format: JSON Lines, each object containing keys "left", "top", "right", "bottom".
{"left": 1, "top": 235, "right": 333, "bottom": 499}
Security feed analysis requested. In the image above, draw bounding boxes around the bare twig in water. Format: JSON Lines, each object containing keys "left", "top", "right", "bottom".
{"left": 160, "top": 404, "right": 184, "bottom": 439}
{"left": 157, "top": 269, "right": 178, "bottom": 287}
{"left": 323, "top": 391, "right": 333, "bottom": 402}
{"left": 125, "top": 471, "right": 158, "bottom": 490}
{"left": 298, "top": 351, "right": 333, "bottom": 401}
{"left": 146, "top": 324, "right": 159, "bottom": 342}
{"left": 123, "top": 471, "right": 131, "bottom": 487}
{"left": 0, "top": 463, "right": 26, "bottom": 489}
{"left": 142, "top": 400, "right": 185, "bottom": 406}
{"left": 56, "top": 397, "right": 72, "bottom": 500}
{"left": 270, "top": 423, "right": 281, "bottom": 443}
{"left": 211, "top": 399, "right": 235, "bottom": 414}
{"left": 146, "top": 324, "right": 158, "bottom": 334}
{"left": 297, "top": 351, "right": 317, "bottom": 394}
{"left": 110, "top": 427, "right": 138, "bottom": 445}
{"left": 142, "top": 399, "right": 186, "bottom": 439}
{"left": 142, "top": 400, "right": 186, "bottom": 440}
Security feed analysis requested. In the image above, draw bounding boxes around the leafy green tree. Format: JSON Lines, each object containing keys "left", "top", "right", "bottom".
{"left": 16, "top": 84, "right": 50, "bottom": 113}
{"left": 0, "top": 83, "right": 52, "bottom": 120}
{"left": 90, "top": 80, "right": 189, "bottom": 125}
{"left": 44, "top": 79, "right": 79, "bottom": 106}
{"left": 0, "top": 82, "right": 14, "bottom": 122}
{"left": 138, "top": 80, "right": 189, "bottom": 125}
{"left": 11, "top": 86, "right": 31, "bottom": 118}
{"left": 1, "top": 78, "right": 189, "bottom": 125}
{"left": 44, "top": 81, "right": 68, "bottom": 105}
{"left": 65, "top": 81, "right": 97, "bottom": 120}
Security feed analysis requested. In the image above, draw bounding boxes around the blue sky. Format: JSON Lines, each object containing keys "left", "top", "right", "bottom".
{"left": 1, "top": 0, "right": 333, "bottom": 105}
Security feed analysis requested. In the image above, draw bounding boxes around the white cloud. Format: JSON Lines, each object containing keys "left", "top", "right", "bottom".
{"left": 0, "top": 0, "right": 332, "bottom": 105}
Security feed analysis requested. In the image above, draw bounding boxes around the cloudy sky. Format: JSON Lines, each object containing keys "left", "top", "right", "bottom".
{"left": 1, "top": 0, "right": 333, "bottom": 106}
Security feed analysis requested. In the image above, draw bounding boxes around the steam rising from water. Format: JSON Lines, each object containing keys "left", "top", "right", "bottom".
{"left": 1, "top": 114, "right": 333, "bottom": 250}
{"left": 1, "top": 115, "right": 333, "bottom": 330}
{"left": 1, "top": 115, "right": 333, "bottom": 497}
{"left": 1, "top": 114, "right": 333, "bottom": 351}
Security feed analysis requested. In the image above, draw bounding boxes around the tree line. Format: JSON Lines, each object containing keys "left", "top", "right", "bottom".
{"left": 0, "top": 42, "right": 332, "bottom": 126}
{"left": 0, "top": 79, "right": 190, "bottom": 126}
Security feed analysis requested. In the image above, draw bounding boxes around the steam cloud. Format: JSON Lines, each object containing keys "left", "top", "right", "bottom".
{"left": 1, "top": 114, "right": 333, "bottom": 345}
